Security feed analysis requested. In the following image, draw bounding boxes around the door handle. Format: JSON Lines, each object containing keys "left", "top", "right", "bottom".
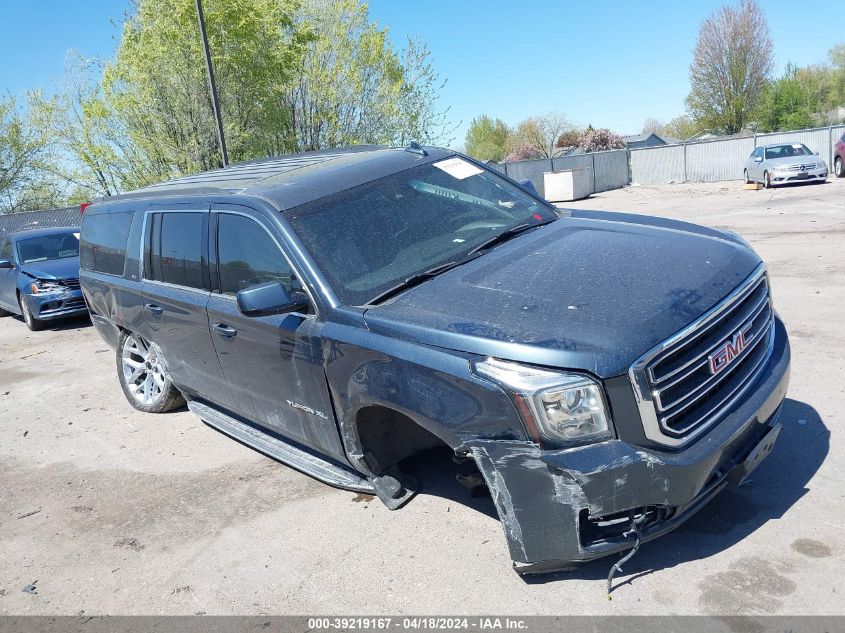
{"left": 213, "top": 323, "right": 237, "bottom": 338}
{"left": 144, "top": 303, "right": 163, "bottom": 316}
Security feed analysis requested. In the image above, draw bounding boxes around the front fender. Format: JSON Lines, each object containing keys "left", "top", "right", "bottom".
{"left": 321, "top": 321, "right": 525, "bottom": 473}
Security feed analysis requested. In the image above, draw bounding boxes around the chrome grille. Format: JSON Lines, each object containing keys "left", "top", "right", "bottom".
{"left": 61, "top": 278, "right": 81, "bottom": 290}
{"left": 629, "top": 264, "right": 774, "bottom": 448}
{"left": 783, "top": 163, "right": 817, "bottom": 172}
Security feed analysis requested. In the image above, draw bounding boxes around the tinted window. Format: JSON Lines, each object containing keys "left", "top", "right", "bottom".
{"left": 217, "top": 214, "right": 300, "bottom": 296}
{"left": 81, "top": 212, "right": 133, "bottom": 275}
{"left": 17, "top": 232, "right": 80, "bottom": 264}
{"left": 765, "top": 144, "right": 813, "bottom": 159}
{"left": 286, "top": 159, "right": 556, "bottom": 305}
{"left": 146, "top": 212, "right": 206, "bottom": 290}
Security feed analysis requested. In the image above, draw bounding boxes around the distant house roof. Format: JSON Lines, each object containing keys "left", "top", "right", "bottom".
{"left": 552, "top": 146, "right": 583, "bottom": 157}
{"left": 623, "top": 132, "right": 680, "bottom": 148}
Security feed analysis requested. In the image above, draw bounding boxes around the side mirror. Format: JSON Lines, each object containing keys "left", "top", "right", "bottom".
{"left": 236, "top": 280, "right": 309, "bottom": 316}
{"left": 0, "top": 259, "right": 13, "bottom": 269}
{"left": 755, "top": 156, "right": 763, "bottom": 163}
{"left": 517, "top": 178, "right": 539, "bottom": 197}
{"left": 815, "top": 151, "right": 820, "bottom": 156}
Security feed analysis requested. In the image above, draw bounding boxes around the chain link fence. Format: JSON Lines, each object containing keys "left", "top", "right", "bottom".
{"left": 631, "top": 125, "right": 845, "bottom": 185}
{"left": 489, "top": 149, "right": 629, "bottom": 198}
{"left": 0, "top": 207, "right": 82, "bottom": 236}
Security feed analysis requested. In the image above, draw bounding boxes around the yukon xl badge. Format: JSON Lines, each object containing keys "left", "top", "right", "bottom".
{"left": 286, "top": 400, "right": 329, "bottom": 419}
{"left": 708, "top": 322, "right": 754, "bottom": 375}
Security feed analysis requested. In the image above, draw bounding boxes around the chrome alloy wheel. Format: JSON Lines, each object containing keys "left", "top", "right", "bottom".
{"left": 20, "top": 299, "right": 33, "bottom": 327}
{"left": 121, "top": 334, "right": 167, "bottom": 405}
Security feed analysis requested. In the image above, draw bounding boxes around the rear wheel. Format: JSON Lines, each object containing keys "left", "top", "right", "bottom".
{"left": 18, "top": 294, "right": 45, "bottom": 331}
{"left": 763, "top": 170, "right": 772, "bottom": 189}
{"left": 117, "top": 331, "right": 185, "bottom": 413}
{"left": 835, "top": 157, "right": 843, "bottom": 178}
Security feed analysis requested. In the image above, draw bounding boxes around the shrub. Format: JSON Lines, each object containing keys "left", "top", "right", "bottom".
{"left": 578, "top": 128, "right": 625, "bottom": 153}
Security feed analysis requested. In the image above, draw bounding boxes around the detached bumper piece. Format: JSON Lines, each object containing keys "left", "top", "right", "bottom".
{"left": 469, "top": 319, "right": 790, "bottom": 574}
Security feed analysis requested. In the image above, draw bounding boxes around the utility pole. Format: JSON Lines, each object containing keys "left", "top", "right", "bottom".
{"left": 195, "top": 0, "right": 228, "bottom": 167}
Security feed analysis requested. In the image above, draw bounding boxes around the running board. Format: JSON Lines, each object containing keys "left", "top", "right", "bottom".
{"left": 188, "top": 400, "right": 375, "bottom": 494}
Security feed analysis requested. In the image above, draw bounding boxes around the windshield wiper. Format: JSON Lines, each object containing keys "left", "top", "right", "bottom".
{"left": 367, "top": 258, "right": 478, "bottom": 306}
{"left": 366, "top": 218, "right": 556, "bottom": 306}
{"left": 465, "top": 217, "right": 557, "bottom": 257}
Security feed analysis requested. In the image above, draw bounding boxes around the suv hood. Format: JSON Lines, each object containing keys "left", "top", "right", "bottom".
{"left": 20, "top": 257, "right": 80, "bottom": 281}
{"left": 362, "top": 211, "right": 761, "bottom": 379}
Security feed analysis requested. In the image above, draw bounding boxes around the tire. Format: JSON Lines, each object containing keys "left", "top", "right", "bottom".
{"left": 117, "top": 330, "right": 185, "bottom": 413}
{"left": 835, "top": 157, "right": 843, "bottom": 178}
{"left": 763, "top": 171, "right": 771, "bottom": 189}
{"left": 744, "top": 169, "right": 751, "bottom": 184}
{"left": 18, "top": 294, "right": 45, "bottom": 331}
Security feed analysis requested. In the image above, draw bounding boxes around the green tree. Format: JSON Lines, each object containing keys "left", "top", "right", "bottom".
{"left": 29, "top": 56, "right": 163, "bottom": 199}
{"left": 662, "top": 115, "right": 703, "bottom": 140}
{"left": 687, "top": 0, "right": 773, "bottom": 134}
{"left": 0, "top": 94, "right": 60, "bottom": 213}
{"left": 103, "top": 0, "right": 312, "bottom": 175}
{"left": 755, "top": 64, "right": 821, "bottom": 132}
{"left": 464, "top": 115, "right": 509, "bottom": 162}
{"left": 282, "top": 0, "right": 451, "bottom": 150}
{"left": 508, "top": 112, "right": 573, "bottom": 158}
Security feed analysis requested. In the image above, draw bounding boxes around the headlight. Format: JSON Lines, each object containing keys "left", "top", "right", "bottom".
{"left": 30, "top": 280, "right": 64, "bottom": 294}
{"left": 474, "top": 358, "right": 613, "bottom": 446}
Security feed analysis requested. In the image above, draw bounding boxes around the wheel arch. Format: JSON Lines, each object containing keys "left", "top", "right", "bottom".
{"left": 350, "top": 404, "right": 452, "bottom": 475}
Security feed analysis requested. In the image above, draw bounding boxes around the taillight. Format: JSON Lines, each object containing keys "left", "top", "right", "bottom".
{"left": 80, "top": 202, "right": 91, "bottom": 214}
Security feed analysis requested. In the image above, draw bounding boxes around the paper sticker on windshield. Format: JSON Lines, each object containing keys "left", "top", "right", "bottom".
{"left": 433, "top": 157, "right": 483, "bottom": 180}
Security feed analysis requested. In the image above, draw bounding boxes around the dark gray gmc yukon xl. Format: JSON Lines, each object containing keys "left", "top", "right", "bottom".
{"left": 80, "top": 145, "right": 791, "bottom": 574}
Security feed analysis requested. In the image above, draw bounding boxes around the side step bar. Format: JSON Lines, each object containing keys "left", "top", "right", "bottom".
{"left": 188, "top": 400, "right": 375, "bottom": 494}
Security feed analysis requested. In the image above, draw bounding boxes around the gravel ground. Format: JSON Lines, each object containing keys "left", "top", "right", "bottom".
{"left": 1, "top": 178, "right": 843, "bottom": 615}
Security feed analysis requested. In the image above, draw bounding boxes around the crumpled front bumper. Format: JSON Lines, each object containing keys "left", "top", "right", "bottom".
{"left": 468, "top": 318, "right": 791, "bottom": 574}
{"left": 23, "top": 288, "right": 87, "bottom": 321}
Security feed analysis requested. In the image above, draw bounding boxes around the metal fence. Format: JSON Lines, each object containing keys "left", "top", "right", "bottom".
{"left": 631, "top": 125, "right": 845, "bottom": 185}
{"left": 490, "top": 149, "right": 629, "bottom": 198}
{"left": 0, "top": 207, "right": 82, "bottom": 236}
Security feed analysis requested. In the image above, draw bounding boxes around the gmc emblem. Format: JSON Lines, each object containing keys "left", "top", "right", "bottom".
{"left": 708, "top": 322, "right": 754, "bottom": 375}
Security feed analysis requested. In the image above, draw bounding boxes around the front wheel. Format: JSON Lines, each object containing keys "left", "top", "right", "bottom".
{"left": 835, "top": 157, "right": 843, "bottom": 178}
{"left": 18, "top": 295, "right": 45, "bottom": 331}
{"left": 744, "top": 169, "right": 751, "bottom": 184}
{"left": 117, "top": 331, "right": 185, "bottom": 413}
{"left": 763, "top": 171, "right": 772, "bottom": 189}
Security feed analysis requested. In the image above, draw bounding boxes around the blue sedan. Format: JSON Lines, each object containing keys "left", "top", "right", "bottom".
{"left": 0, "top": 227, "right": 88, "bottom": 331}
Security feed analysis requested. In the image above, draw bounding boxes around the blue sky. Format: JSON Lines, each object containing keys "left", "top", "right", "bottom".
{"left": 1, "top": 1, "right": 841, "bottom": 146}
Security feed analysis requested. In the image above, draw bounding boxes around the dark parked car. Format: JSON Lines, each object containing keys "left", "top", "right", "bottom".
{"left": 80, "top": 146, "right": 790, "bottom": 574}
{"left": 834, "top": 133, "right": 845, "bottom": 178}
{"left": 0, "top": 227, "right": 87, "bottom": 330}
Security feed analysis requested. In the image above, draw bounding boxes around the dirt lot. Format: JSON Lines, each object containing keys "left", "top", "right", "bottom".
{"left": 1, "top": 179, "right": 843, "bottom": 616}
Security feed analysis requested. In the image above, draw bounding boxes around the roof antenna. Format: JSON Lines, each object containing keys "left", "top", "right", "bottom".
{"left": 405, "top": 141, "right": 428, "bottom": 157}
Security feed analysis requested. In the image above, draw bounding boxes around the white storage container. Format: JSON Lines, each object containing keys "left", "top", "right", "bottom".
{"left": 543, "top": 168, "right": 592, "bottom": 202}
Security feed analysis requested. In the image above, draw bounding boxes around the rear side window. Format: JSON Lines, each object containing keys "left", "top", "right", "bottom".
{"left": 216, "top": 214, "right": 299, "bottom": 296}
{"left": 80, "top": 211, "right": 134, "bottom": 275}
{"left": 145, "top": 212, "right": 206, "bottom": 290}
